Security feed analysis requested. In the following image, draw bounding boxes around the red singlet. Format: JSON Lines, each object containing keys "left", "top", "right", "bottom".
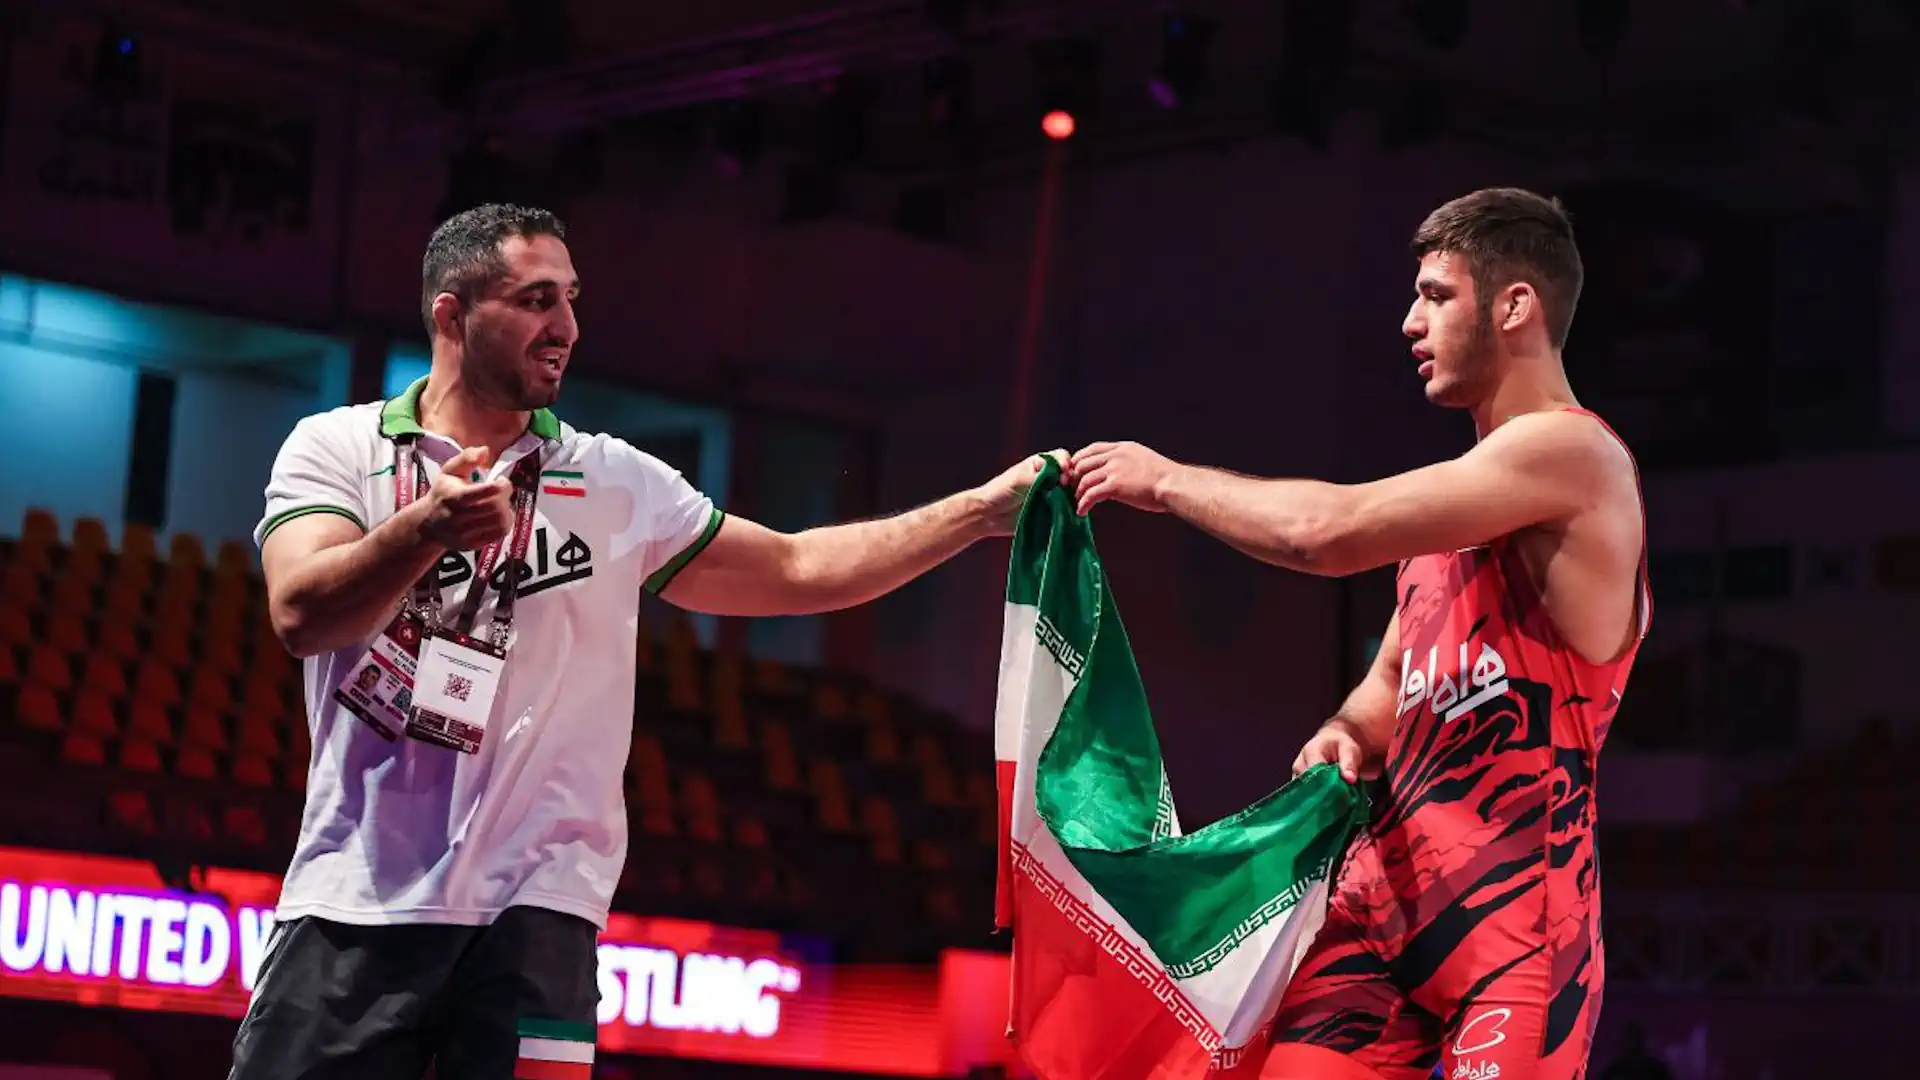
{"left": 1266, "top": 409, "right": 1652, "bottom": 1080}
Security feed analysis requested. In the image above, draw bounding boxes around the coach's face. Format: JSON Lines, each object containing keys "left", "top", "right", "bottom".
{"left": 461, "top": 233, "right": 579, "bottom": 411}
{"left": 1402, "top": 249, "right": 1496, "bottom": 409}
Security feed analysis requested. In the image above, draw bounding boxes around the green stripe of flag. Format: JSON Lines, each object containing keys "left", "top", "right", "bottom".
{"left": 1011, "top": 457, "right": 1366, "bottom": 976}
{"left": 540, "top": 470, "right": 585, "bottom": 479}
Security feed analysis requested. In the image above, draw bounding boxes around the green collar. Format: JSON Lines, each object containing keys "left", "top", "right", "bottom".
{"left": 379, "top": 375, "right": 561, "bottom": 441}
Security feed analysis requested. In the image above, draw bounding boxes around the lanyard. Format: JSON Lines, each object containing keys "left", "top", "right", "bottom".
{"left": 395, "top": 439, "right": 543, "bottom": 646}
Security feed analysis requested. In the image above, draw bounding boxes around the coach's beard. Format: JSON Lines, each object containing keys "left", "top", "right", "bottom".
{"left": 465, "top": 345, "right": 559, "bottom": 412}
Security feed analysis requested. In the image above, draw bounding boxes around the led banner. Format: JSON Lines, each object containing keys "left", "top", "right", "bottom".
{"left": 0, "top": 846, "right": 1025, "bottom": 1076}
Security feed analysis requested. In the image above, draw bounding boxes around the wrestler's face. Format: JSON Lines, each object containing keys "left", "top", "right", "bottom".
{"left": 452, "top": 234, "right": 579, "bottom": 411}
{"left": 1403, "top": 250, "right": 1497, "bottom": 409}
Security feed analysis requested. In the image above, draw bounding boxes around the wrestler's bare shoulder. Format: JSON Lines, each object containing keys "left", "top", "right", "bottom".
{"left": 1508, "top": 411, "right": 1645, "bottom": 665}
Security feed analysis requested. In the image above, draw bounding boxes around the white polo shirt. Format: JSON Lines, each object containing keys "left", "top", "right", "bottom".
{"left": 253, "top": 376, "right": 722, "bottom": 929}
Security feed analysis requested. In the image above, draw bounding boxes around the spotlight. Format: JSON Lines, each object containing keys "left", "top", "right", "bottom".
{"left": 1041, "top": 110, "right": 1076, "bottom": 140}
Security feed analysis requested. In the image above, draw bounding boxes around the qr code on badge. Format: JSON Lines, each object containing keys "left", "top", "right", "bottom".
{"left": 443, "top": 673, "right": 473, "bottom": 702}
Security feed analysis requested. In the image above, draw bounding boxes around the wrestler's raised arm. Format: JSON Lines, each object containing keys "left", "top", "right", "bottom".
{"left": 1293, "top": 607, "right": 1402, "bottom": 784}
{"left": 1062, "top": 410, "right": 1617, "bottom": 578}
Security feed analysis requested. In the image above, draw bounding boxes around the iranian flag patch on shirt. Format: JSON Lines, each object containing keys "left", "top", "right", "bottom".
{"left": 514, "top": 1018, "right": 594, "bottom": 1079}
{"left": 540, "top": 470, "right": 586, "bottom": 498}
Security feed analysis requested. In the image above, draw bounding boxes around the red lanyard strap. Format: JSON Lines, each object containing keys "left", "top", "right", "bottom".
{"left": 395, "top": 439, "right": 544, "bottom": 643}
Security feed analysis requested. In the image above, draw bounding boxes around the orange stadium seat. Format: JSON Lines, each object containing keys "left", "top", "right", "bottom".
{"left": 732, "top": 815, "right": 769, "bottom": 850}
{"left": 168, "top": 532, "right": 207, "bottom": 573}
{"left": 98, "top": 585, "right": 146, "bottom": 633}
{"left": 812, "top": 681, "right": 850, "bottom": 724}
{"left": 913, "top": 839, "right": 952, "bottom": 872}
{"left": 239, "top": 669, "right": 287, "bottom": 722}
{"left": 45, "top": 610, "right": 92, "bottom": 654}
{"left": 125, "top": 695, "right": 175, "bottom": 745}
{"left": 133, "top": 658, "right": 182, "bottom": 707}
{"left": 866, "top": 712, "right": 901, "bottom": 764}
{"left": 69, "top": 689, "right": 120, "bottom": 738}
{"left": 234, "top": 711, "right": 283, "bottom": 762}
{"left": 854, "top": 688, "right": 891, "bottom": 727}
{"left": 751, "top": 656, "right": 795, "bottom": 697}
{"left": 808, "top": 758, "right": 855, "bottom": 834}
{"left": 860, "top": 794, "right": 902, "bottom": 865}
{"left": 120, "top": 521, "right": 157, "bottom": 566}
{"left": 688, "top": 855, "right": 726, "bottom": 899}
{"left": 760, "top": 719, "right": 802, "bottom": 792}
{"left": 214, "top": 539, "right": 253, "bottom": 580}
{"left": 52, "top": 537, "right": 103, "bottom": 596}
{"left": 232, "top": 753, "right": 275, "bottom": 788}
{"left": 180, "top": 705, "right": 229, "bottom": 753}
{"left": 665, "top": 621, "right": 702, "bottom": 712}
{"left": 1, "top": 547, "right": 46, "bottom": 600}
{"left": 25, "top": 644, "right": 72, "bottom": 692}
{"left": 0, "top": 610, "right": 28, "bottom": 658}
{"left": 188, "top": 665, "right": 234, "bottom": 712}
{"left": 175, "top": 744, "right": 219, "bottom": 780}
{"left": 65, "top": 518, "right": 110, "bottom": 586}
{"left": 924, "top": 884, "right": 963, "bottom": 929}
{"left": 680, "top": 772, "right": 725, "bottom": 844}
{"left": 628, "top": 733, "right": 677, "bottom": 838}
{"left": 118, "top": 737, "right": 164, "bottom": 775}
{"left": 105, "top": 790, "right": 157, "bottom": 837}
{"left": 59, "top": 732, "right": 107, "bottom": 767}
{"left": 18, "top": 507, "right": 59, "bottom": 560}
{"left": 78, "top": 653, "right": 128, "bottom": 699}
{"left": 710, "top": 652, "right": 751, "bottom": 750}
{"left": 913, "top": 732, "right": 959, "bottom": 807}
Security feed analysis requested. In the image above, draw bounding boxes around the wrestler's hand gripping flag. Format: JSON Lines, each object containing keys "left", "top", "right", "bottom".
{"left": 993, "top": 458, "right": 1368, "bottom": 1080}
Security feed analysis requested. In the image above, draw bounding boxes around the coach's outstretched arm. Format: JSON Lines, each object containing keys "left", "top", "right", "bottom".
{"left": 655, "top": 452, "right": 1063, "bottom": 618}
{"left": 262, "top": 435, "right": 515, "bottom": 658}
{"left": 1064, "top": 412, "right": 1617, "bottom": 578}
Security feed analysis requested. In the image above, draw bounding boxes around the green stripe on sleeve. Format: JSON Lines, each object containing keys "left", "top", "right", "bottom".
{"left": 644, "top": 507, "right": 725, "bottom": 595}
{"left": 515, "top": 1017, "right": 597, "bottom": 1043}
{"left": 259, "top": 505, "right": 367, "bottom": 542}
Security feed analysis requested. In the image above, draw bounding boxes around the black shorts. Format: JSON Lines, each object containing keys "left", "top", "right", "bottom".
{"left": 227, "top": 905, "right": 600, "bottom": 1080}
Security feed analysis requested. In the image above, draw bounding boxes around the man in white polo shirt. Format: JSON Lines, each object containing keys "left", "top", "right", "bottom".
{"left": 229, "top": 203, "right": 1051, "bottom": 1079}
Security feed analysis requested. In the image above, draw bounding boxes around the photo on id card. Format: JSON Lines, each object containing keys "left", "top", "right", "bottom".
{"left": 333, "top": 613, "right": 422, "bottom": 740}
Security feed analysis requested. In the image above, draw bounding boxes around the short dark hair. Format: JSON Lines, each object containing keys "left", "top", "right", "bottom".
{"left": 421, "top": 203, "right": 567, "bottom": 336}
{"left": 1410, "top": 187, "right": 1583, "bottom": 349}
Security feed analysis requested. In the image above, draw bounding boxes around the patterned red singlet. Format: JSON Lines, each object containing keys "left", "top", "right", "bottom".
{"left": 1265, "top": 409, "right": 1652, "bottom": 1080}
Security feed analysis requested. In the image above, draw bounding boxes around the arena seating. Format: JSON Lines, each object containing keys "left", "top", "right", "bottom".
{"left": 1601, "top": 715, "right": 1920, "bottom": 892}
{"left": 0, "top": 508, "right": 1002, "bottom": 961}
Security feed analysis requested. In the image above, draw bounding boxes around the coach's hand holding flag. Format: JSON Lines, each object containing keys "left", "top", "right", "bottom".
{"left": 993, "top": 456, "right": 1367, "bottom": 1080}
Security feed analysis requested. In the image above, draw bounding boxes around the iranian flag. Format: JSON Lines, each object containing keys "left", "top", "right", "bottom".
{"left": 541, "top": 470, "right": 587, "bottom": 497}
{"left": 993, "top": 459, "right": 1367, "bottom": 1080}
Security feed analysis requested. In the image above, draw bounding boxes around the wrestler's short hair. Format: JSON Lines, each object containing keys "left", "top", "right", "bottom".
{"left": 1411, "top": 188, "right": 1583, "bottom": 349}
{"left": 421, "top": 203, "right": 568, "bottom": 337}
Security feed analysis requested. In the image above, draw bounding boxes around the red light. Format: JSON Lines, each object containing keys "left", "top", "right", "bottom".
{"left": 1041, "top": 110, "right": 1076, "bottom": 140}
